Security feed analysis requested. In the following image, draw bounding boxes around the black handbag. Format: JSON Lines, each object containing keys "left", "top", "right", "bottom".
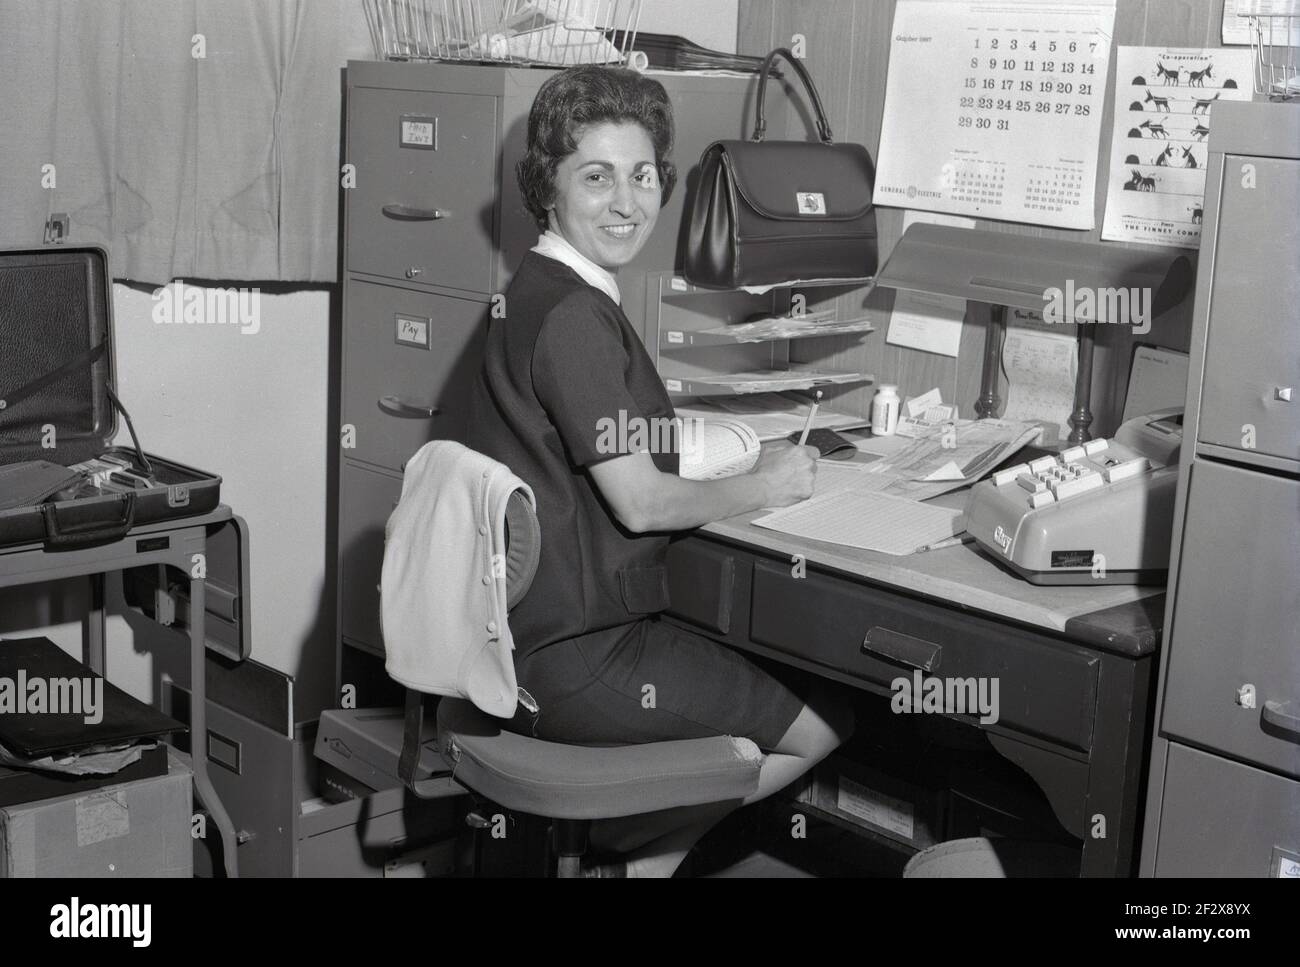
{"left": 683, "top": 48, "right": 878, "bottom": 289}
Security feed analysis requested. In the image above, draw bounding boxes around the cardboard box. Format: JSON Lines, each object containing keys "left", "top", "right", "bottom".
{"left": 0, "top": 748, "right": 192, "bottom": 877}
{"left": 806, "top": 753, "right": 945, "bottom": 850}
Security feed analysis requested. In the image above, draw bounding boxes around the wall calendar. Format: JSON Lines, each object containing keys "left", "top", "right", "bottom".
{"left": 874, "top": 0, "right": 1117, "bottom": 230}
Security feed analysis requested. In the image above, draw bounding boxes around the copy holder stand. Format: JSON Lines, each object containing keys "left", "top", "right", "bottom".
{"left": 873, "top": 223, "right": 1193, "bottom": 442}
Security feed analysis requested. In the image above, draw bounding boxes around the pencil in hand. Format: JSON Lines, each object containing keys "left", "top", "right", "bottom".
{"left": 797, "top": 390, "right": 823, "bottom": 447}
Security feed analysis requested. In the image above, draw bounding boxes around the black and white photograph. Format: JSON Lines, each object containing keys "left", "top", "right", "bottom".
{"left": 0, "top": 0, "right": 1294, "bottom": 939}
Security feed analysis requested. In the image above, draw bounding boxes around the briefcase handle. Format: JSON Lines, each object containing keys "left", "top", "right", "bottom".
{"left": 41, "top": 492, "right": 136, "bottom": 551}
{"left": 752, "top": 47, "right": 834, "bottom": 145}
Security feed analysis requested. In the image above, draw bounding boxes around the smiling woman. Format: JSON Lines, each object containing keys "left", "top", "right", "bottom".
{"left": 465, "top": 66, "right": 852, "bottom": 878}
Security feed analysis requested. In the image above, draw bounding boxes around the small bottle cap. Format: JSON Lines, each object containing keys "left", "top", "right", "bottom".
{"left": 878, "top": 384, "right": 899, "bottom": 394}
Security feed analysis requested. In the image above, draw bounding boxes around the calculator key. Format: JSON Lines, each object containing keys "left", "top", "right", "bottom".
{"left": 1061, "top": 446, "right": 1086, "bottom": 462}
{"left": 1049, "top": 472, "right": 1105, "bottom": 501}
{"left": 1028, "top": 490, "right": 1056, "bottom": 509}
{"left": 993, "top": 464, "right": 1029, "bottom": 487}
{"left": 1104, "top": 458, "right": 1149, "bottom": 483}
{"left": 1083, "top": 439, "right": 1109, "bottom": 456}
{"left": 1028, "top": 456, "right": 1058, "bottom": 474}
{"left": 1017, "top": 474, "right": 1047, "bottom": 493}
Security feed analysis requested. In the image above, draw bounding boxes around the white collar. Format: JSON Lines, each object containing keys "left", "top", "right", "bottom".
{"left": 531, "top": 230, "right": 621, "bottom": 306}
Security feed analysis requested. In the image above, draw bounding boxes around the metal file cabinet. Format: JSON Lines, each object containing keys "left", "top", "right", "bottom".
{"left": 1141, "top": 102, "right": 1300, "bottom": 877}
{"left": 335, "top": 61, "right": 783, "bottom": 699}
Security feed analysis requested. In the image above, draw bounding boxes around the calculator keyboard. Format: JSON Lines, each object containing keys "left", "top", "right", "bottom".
{"left": 988, "top": 438, "right": 1150, "bottom": 509}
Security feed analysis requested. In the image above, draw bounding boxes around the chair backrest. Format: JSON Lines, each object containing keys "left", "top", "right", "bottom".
{"left": 398, "top": 472, "right": 539, "bottom": 799}
{"left": 502, "top": 488, "right": 540, "bottom": 611}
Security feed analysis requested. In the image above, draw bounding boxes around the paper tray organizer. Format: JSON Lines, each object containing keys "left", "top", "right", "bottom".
{"left": 0, "top": 246, "right": 222, "bottom": 550}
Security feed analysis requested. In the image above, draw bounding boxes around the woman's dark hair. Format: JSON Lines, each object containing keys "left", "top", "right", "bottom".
{"left": 517, "top": 65, "right": 677, "bottom": 229}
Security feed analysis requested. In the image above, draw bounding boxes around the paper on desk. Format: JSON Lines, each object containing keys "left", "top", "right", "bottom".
{"left": 809, "top": 460, "right": 893, "bottom": 498}
{"left": 753, "top": 490, "right": 964, "bottom": 555}
{"left": 896, "top": 389, "right": 961, "bottom": 438}
{"left": 906, "top": 388, "right": 944, "bottom": 417}
{"left": 852, "top": 418, "right": 1042, "bottom": 501}
{"left": 1001, "top": 325, "right": 1077, "bottom": 438}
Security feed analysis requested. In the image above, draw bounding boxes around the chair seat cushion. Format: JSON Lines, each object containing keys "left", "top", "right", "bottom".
{"left": 436, "top": 698, "right": 763, "bottom": 819}
{"left": 903, "top": 837, "right": 1081, "bottom": 878}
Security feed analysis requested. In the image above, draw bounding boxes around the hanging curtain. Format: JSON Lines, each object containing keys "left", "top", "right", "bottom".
{"left": 0, "top": 0, "right": 373, "bottom": 284}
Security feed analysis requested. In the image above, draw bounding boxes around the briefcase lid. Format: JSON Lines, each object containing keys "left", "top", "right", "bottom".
{"left": 0, "top": 246, "right": 117, "bottom": 467}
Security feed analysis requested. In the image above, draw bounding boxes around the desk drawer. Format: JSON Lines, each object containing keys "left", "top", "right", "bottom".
{"left": 665, "top": 539, "right": 737, "bottom": 635}
{"left": 344, "top": 279, "right": 486, "bottom": 473}
{"left": 749, "top": 560, "right": 1099, "bottom": 751}
{"left": 340, "top": 462, "right": 402, "bottom": 656}
{"left": 346, "top": 88, "right": 497, "bottom": 292}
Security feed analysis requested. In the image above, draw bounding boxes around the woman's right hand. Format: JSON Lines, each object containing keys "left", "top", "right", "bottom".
{"left": 752, "top": 441, "right": 818, "bottom": 507}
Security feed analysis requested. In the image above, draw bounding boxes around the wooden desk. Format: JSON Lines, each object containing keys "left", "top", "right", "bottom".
{"left": 664, "top": 505, "right": 1164, "bottom": 877}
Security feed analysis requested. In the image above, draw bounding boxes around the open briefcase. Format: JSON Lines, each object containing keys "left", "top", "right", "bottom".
{"left": 0, "top": 246, "right": 221, "bottom": 550}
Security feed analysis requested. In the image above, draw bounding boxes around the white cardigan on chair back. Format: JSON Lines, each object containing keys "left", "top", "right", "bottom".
{"left": 380, "top": 440, "right": 536, "bottom": 718}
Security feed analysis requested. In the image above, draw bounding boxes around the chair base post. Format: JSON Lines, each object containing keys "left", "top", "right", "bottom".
{"left": 552, "top": 818, "right": 590, "bottom": 878}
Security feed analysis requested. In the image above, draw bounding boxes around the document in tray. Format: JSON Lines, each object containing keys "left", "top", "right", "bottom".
{"left": 699, "top": 312, "right": 872, "bottom": 343}
{"left": 753, "top": 491, "right": 964, "bottom": 556}
{"left": 678, "top": 419, "right": 761, "bottom": 480}
{"left": 676, "top": 396, "right": 868, "bottom": 442}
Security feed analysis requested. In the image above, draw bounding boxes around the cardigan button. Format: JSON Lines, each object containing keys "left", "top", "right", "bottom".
{"left": 478, "top": 525, "right": 488, "bottom": 536}
{"left": 482, "top": 575, "right": 491, "bottom": 585}
{"left": 486, "top": 621, "right": 498, "bottom": 633}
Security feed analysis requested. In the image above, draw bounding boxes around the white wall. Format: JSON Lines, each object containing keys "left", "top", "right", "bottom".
{"left": 0, "top": 283, "right": 335, "bottom": 720}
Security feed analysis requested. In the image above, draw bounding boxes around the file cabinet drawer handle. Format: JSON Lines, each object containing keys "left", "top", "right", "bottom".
{"left": 379, "top": 395, "right": 439, "bottom": 419}
{"left": 861, "top": 626, "right": 942, "bottom": 672}
{"left": 382, "top": 204, "right": 446, "bottom": 221}
{"left": 1262, "top": 700, "right": 1300, "bottom": 742}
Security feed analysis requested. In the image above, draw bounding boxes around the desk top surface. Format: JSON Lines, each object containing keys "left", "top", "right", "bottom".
{"left": 698, "top": 445, "right": 1165, "bottom": 657}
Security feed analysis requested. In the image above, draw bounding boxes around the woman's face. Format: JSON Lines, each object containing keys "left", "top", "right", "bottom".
{"left": 547, "top": 121, "right": 661, "bottom": 270}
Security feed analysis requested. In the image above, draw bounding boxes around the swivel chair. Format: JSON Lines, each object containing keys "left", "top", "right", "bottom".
{"left": 395, "top": 488, "right": 762, "bottom": 876}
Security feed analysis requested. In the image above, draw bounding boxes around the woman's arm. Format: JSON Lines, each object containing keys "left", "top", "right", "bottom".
{"left": 588, "top": 441, "right": 819, "bottom": 533}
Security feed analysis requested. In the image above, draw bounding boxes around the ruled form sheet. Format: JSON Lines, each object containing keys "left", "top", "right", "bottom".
{"left": 752, "top": 490, "right": 965, "bottom": 556}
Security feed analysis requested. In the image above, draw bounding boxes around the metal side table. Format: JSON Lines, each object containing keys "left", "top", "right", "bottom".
{"left": 0, "top": 504, "right": 242, "bottom": 878}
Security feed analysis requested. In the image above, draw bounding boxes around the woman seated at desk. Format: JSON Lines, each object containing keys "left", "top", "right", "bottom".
{"left": 467, "top": 65, "right": 853, "bottom": 877}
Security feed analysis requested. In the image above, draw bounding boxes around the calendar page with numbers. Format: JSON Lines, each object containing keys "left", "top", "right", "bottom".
{"left": 874, "top": 0, "right": 1116, "bottom": 230}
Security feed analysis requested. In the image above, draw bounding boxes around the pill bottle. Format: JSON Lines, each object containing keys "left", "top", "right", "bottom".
{"left": 871, "top": 385, "right": 901, "bottom": 436}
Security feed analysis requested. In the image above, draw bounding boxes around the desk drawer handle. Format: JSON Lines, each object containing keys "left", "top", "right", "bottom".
{"left": 1261, "top": 700, "right": 1300, "bottom": 743}
{"left": 382, "top": 204, "right": 446, "bottom": 221}
{"left": 861, "top": 626, "right": 942, "bottom": 672}
{"left": 379, "top": 396, "right": 439, "bottom": 419}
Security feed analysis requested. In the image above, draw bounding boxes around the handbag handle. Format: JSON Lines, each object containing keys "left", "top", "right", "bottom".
{"left": 752, "top": 47, "right": 834, "bottom": 145}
